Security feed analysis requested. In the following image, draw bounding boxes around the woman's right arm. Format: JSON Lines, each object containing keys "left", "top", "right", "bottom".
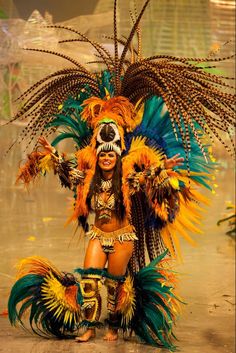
{"left": 16, "top": 136, "right": 85, "bottom": 190}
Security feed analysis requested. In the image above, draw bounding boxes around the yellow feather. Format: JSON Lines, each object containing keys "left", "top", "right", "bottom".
{"left": 117, "top": 275, "right": 136, "bottom": 326}
{"left": 38, "top": 154, "right": 53, "bottom": 174}
{"left": 16, "top": 256, "right": 62, "bottom": 279}
{"left": 104, "top": 87, "right": 111, "bottom": 99}
{"left": 169, "top": 177, "right": 179, "bottom": 190}
{"left": 161, "top": 227, "right": 177, "bottom": 259}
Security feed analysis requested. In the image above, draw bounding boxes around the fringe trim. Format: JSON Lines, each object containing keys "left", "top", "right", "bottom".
{"left": 74, "top": 267, "right": 103, "bottom": 278}
{"left": 86, "top": 225, "right": 138, "bottom": 252}
{"left": 103, "top": 270, "right": 126, "bottom": 282}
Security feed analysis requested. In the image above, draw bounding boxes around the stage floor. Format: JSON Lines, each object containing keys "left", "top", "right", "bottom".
{"left": 0, "top": 125, "right": 235, "bottom": 353}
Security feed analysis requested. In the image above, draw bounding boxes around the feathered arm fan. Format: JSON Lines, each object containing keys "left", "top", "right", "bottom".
{"left": 16, "top": 147, "right": 85, "bottom": 190}
{"left": 122, "top": 116, "right": 214, "bottom": 263}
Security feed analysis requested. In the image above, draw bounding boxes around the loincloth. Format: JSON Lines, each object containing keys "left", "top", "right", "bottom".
{"left": 86, "top": 224, "right": 138, "bottom": 253}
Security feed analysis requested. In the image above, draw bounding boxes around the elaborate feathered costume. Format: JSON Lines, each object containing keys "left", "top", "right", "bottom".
{"left": 7, "top": 0, "right": 235, "bottom": 350}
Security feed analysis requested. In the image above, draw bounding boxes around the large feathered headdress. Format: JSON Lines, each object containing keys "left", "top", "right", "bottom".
{"left": 6, "top": 0, "right": 235, "bottom": 162}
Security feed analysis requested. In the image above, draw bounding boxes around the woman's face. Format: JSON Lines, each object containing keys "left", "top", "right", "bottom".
{"left": 98, "top": 151, "right": 117, "bottom": 172}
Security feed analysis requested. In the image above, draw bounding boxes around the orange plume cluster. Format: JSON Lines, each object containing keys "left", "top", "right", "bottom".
{"left": 157, "top": 263, "right": 182, "bottom": 320}
{"left": 81, "top": 96, "right": 137, "bottom": 131}
{"left": 16, "top": 150, "right": 50, "bottom": 185}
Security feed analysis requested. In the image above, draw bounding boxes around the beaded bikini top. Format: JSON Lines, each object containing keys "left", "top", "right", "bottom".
{"left": 91, "top": 179, "right": 115, "bottom": 220}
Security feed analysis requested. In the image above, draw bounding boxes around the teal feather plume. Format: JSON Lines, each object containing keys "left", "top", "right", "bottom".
{"left": 131, "top": 250, "right": 180, "bottom": 351}
{"left": 140, "top": 96, "right": 216, "bottom": 189}
{"left": 46, "top": 94, "right": 92, "bottom": 148}
{"left": 45, "top": 71, "right": 116, "bottom": 148}
{"left": 8, "top": 266, "right": 81, "bottom": 337}
{"left": 48, "top": 114, "right": 83, "bottom": 132}
{"left": 51, "top": 132, "right": 81, "bottom": 147}
{"left": 8, "top": 274, "right": 44, "bottom": 326}
{"left": 98, "top": 70, "right": 115, "bottom": 97}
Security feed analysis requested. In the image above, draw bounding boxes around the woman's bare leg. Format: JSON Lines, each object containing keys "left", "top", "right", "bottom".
{"left": 76, "top": 239, "right": 107, "bottom": 342}
{"left": 108, "top": 241, "right": 134, "bottom": 275}
{"left": 103, "top": 241, "right": 134, "bottom": 341}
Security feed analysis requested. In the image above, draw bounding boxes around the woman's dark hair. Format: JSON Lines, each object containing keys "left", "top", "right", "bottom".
{"left": 87, "top": 154, "right": 125, "bottom": 220}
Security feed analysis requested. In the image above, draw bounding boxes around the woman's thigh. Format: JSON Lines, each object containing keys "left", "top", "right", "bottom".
{"left": 107, "top": 241, "right": 134, "bottom": 276}
{"left": 83, "top": 238, "right": 107, "bottom": 269}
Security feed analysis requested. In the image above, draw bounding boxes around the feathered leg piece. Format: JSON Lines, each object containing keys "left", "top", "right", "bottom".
{"left": 74, "top": 267, "right": 103, "bottom": 329}
{"left": 103, "top": 272, "right": 126, "bottom": 330}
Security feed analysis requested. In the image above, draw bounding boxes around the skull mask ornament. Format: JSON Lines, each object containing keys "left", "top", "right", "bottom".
{"left": 96, "top": 122, "right": 121, "bottom": 156}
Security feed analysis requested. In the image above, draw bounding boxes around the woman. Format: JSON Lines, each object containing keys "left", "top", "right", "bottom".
{"left": 37, "top": 135, "right": 184, "bottom": 342}
{"left": 7, "top": 2, "right": 234, "bottom": 349}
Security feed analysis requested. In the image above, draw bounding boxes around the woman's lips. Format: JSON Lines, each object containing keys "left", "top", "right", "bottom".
{"left": 103, "top": 161, "right": 111, "bottom": 165}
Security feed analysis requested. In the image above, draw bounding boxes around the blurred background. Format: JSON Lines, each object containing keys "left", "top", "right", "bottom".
{"left": 0, "top": 1, "right": 235, "bottom": 353}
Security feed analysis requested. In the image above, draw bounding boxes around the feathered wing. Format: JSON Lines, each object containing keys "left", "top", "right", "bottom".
{"left": 8, "top": 257, "right": 82, "bottom": 337}
{"left": 141, "top": 96, "right": 215, "bottom": 261}
{"left": 123, "top": 96, "right": 216, "bottom": 267}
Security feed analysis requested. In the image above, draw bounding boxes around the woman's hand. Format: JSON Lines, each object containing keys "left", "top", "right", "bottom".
{"left": 38, "top": 136, "right": 54, "bottom": 153}
{"left": 164, "top": 153, "right": 184, "bottom": 169}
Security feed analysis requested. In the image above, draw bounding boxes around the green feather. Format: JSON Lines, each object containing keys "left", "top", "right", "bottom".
{"left": 8, "top": 274, "right": 43, "bottom": 325}
{"left": 130, "top": 250, "right": 180, "bottom": 351}
{"left": 51, "top": 132, "right": 81, "bottom": 147}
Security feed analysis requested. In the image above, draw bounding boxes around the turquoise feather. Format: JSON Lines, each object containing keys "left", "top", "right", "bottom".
{"left": 8, "top": 270, "right": 81, "bottom": 337}
{"left": 51, "top": 132, "right": 81, "bottom": 147}
{"left": 8, "top": 274, "right": 43, "bottom": 326}
{"left": 46, "top": 93, "right": 92, "bottom": 148}
{"left": 139, "top": 96, "right": 215, "bottom": 189}
{"left": 48, "top": 114, "right": 83, "bottom": 131}
{"left": 98, "top": 70, "right": 115, "bottom": 97}
{"left": 130, "top": 250, "right": 180, "bottom": 351}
